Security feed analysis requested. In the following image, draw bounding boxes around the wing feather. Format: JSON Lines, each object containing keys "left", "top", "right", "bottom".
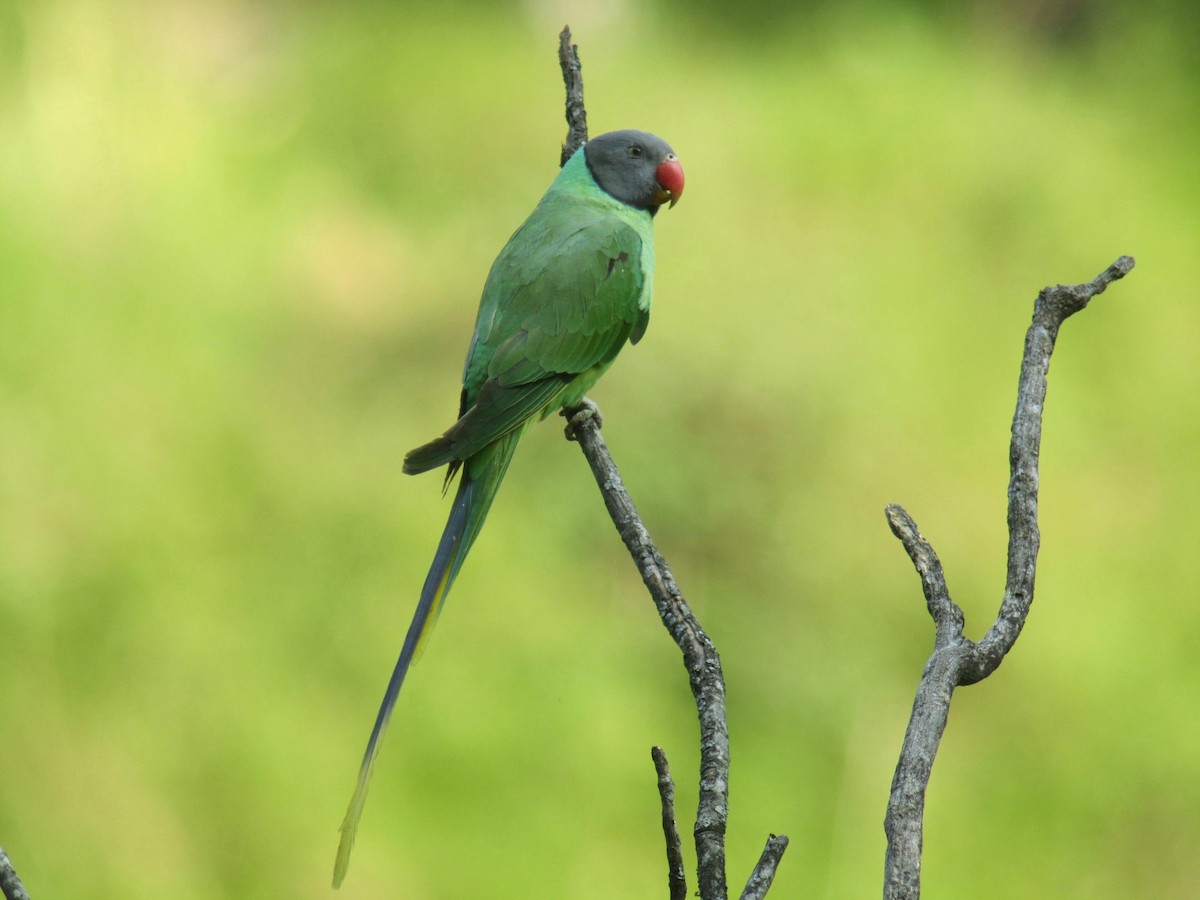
{"left": 406, "top": 201, "right": 649, "bottom": 475}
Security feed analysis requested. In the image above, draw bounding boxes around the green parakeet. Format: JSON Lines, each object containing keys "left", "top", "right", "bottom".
{"left": 334, "top": 129, "right": 684, "bottom": 886}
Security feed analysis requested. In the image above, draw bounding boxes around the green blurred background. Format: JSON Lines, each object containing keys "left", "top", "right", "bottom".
{"left": 1, "top": 1, "right": 1197, "bottom": 897}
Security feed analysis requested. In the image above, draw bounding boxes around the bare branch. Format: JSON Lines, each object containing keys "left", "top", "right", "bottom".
{"left": 555, "top": 33, "right": 786, "bottom": 898}
{"left": 652, "top": 746, "right": 688, "bottom": 900}
{"left": 740, "top": 835, "right": 789, "bottom": 900}
{"left": 969, "top": 254, "right": 1136, "bottom": 681}
{"left": 882, "top": 616, "right": 964, "bottom": 900}
{"left": 883, "top": 257, "right": 1136, "bottom": 900}
{"left": 0, "top": 846, "right": 31, "bottom": 900}
{"left": 564, "top": 401, "right": 731, "bottom": 899}
{"left": 558, "top": 26, "right": 588, "bottom": 164}
{"left": 884, "top": 504, "right": 963, "bottom": 645}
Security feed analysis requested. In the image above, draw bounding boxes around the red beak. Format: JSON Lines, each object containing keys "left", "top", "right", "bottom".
{"left": 653, "top": 154, "right": 685, "bottom": 208}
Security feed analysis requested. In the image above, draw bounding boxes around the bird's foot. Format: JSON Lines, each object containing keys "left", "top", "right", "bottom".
{"left": 562, "top": 398, "right": 603, "bottom": 441}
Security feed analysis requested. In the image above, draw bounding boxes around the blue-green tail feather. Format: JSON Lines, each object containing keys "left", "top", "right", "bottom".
{"left": 333, "top": 429, "right": 524, "bottom": 887}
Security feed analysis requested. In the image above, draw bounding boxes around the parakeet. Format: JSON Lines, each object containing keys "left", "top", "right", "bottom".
{"left": 333, "top": 129, "right": 684, "bottom": 887}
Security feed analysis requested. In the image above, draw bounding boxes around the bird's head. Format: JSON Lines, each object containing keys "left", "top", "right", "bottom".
{"left": 584, "top": 130, "right": 684, "bottom": 214}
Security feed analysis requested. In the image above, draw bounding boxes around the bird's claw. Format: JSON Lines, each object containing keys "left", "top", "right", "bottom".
{"left": 562, "top": 398, "right": 603, "bottom": 441}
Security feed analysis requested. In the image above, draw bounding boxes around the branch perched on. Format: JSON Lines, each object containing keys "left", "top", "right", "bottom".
{"left": 882, "top": 256, "right": 1135, "bottom": 900}
{"left": 563, "top": 401, "right": 734, "bottom": 898}
{"left": 555, "top": 26, "right": 786, "bottom": 898}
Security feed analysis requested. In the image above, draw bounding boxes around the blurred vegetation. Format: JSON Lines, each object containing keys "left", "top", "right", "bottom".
{"left": 0, "top": 1, "right": 1197, "bottom": 897}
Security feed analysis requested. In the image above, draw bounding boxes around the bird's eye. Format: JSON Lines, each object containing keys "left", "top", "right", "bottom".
{"left": 628, "top": 145, "right": 643, "bottom": 158}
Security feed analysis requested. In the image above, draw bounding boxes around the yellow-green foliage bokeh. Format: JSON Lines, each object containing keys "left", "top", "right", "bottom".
{"left": 1, "top": 2, "right": 1197, "bottom": 897}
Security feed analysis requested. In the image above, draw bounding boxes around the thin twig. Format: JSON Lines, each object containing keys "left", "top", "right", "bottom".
{"left": 652, "top": 746, "right": 688, "bottom": 900}
{"left": 882, "top": 256, "right": 1135, "bottom": 900}
{"left": 739, "top": 835, "right": 789, "bottom": 900}
{"left": 558, "top": 26, "right": 588, "bottom": 164}
{"left": 884, "top": 505, "right": 962, "bottom": 647}
{"left": 0, "top": 846, "right": 31, "bottom": 900}
{"left": 564, "top": 401, "right": 730, "bottom": 900}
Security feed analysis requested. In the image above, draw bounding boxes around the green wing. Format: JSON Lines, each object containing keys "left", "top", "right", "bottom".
{"left": 404, "top": 206, "right": 648, "bottom": 475}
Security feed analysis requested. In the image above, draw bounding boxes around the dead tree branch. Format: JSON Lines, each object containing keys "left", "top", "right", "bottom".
{"left": 0, "top": 846, "right": 31, "bottom": 900}
{"left": 652, "top": 746, "right": 688, "bottom": 900}
{"left": 740, "top": 834, "right": 790, "bottom": 900}
{"left": 556, "top": 26, "right": 782, "bottom": 899}
{"left": 882, "top": 256, "right": 1136, "bottom": 900}
{"left": 563, "top": 400, "right": 734, "bottom": 899}
{"left": 558, "top": 27, "right": 588, "bottom": 166}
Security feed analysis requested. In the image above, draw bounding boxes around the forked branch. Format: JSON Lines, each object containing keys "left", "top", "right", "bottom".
{"left": 883, "top": 256, "right": 1135, "bottom": 900}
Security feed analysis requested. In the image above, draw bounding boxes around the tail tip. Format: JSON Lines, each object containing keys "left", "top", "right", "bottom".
{"left": 332, "top": 829, "right": 354, "bottom": 888}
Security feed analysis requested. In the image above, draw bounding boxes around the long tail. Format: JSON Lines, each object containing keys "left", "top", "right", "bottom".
{"left": 333, "top": 430, "right": 523, "bottom": 888}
